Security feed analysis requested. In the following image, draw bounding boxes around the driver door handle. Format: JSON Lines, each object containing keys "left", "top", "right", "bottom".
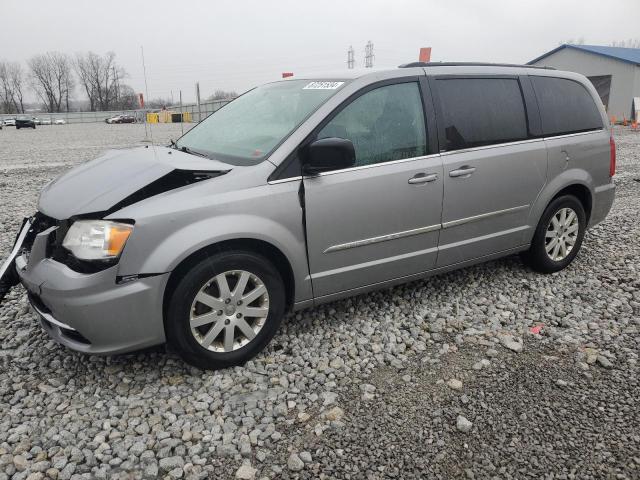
{"left": 408, "top": 173, "right": 438, "bottom": 184}
{"left": 449, "top": 166, "right": 476, "bottom": 178}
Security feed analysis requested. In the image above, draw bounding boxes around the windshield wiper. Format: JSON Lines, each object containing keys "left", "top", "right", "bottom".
{"left": 176, "top": 144, "right": 210, "bottom": 159}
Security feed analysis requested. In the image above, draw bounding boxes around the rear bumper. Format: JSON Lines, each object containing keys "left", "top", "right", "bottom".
{"left": 15, "top": 228, "right": 169, "bottom": 355}
{"left": 590, "top": 182, "right": 615, "bottom": 228}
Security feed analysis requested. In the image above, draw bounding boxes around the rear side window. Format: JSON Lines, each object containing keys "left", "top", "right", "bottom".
{"left": 435, "top": 78, "right": 529, "bottom": 151}
{"left": 531, "top": 76, "right": 603, "bottom": 136}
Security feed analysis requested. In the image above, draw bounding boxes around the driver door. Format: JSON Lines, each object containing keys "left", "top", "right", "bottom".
{"left": 303, "top": 79, "right": 444, "bottom": 299}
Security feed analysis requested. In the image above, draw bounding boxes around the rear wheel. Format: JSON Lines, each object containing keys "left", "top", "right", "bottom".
{"left": 521, "top": 195, "right": 586, "bottom": 273}
{"left": 165, "top": 251, "right": 286, "bottom": 370}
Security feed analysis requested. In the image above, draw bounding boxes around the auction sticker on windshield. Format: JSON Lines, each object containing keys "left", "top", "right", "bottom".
{"left": 303, "top": 81, "right": 344, "bottom": 90}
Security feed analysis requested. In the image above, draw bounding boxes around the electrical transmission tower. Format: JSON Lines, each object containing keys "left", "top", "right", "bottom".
{"left": 364, "top": 41, "right": 374, "bottom": 68}
{"left": 347, "top": 45, "right": 355, "bottom": 69}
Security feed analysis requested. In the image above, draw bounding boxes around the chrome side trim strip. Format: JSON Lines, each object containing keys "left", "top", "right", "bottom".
{"left": 269, "top": 153, "right": 441, "bottom": 183}
{"left": 542, "top": 129, "right": 604, "bottom": 141}
{"left": 324, "top": 205, "right": 530, "bottom": 253}
{"left": 324, "top": 224, "right": 441, "bottom": 253}
{"left": 316, "top": 153, "right": 441, "bottom": 177}
{"left": 440, "top": 138, "right": 543, "bottom": 156}
{"left": 268, "top": 176, "right": 302, "bottom": 185}
{"left": 442, "top": 204, "right": 529, "bottom": 229}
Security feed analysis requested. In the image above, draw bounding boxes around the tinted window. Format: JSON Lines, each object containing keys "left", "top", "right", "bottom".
{"left": 532, "top": 76, "right": 603, "bottom": 136}
{"left": 435, "top": 78, "right": 529, "bottom": 151}
{"left": 318, "top": 82, "right": 427, "bottom": 167}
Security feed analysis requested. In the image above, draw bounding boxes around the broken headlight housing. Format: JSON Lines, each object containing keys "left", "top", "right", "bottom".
{"left": 62, "top": 220, "right": 133, "bottom": 260}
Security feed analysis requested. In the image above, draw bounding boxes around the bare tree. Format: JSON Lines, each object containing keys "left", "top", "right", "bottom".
{"left": 611, "top": 39, "right": 640, "bottom": 49}
{"left": 0, "top": 61, "right": 26, "bottom": 114}
{"left": 208, "top": 89, "right": 238, "bottom": 101}
{"left": 74, "top": 51, "right": 128, "bottom": 111}
{"left": 116, "top": 85, "right": 139, "bottom": 110}
{"left": 145, "top": 97, "right": 172, "bottom": 109}
{"left": 28, "top": 52, "right": 74, "bottom": 112}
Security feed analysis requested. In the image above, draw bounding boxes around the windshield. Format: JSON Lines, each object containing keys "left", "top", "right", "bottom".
{"left": 176, "top": 79, "right": 346, "bottom": 165}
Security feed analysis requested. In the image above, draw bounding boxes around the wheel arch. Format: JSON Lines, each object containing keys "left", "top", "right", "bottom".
{"left": 162, "top": 238, "right": 297, "bottom": 321}
{"left": 529, "top": 169, "right": 595, "bottom": 239}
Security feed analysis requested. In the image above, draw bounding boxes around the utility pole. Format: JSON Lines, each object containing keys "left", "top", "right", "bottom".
{"left": 179, "top": 90, "right": 184, "bottom": 136}
{"left": 112, "top": 66, "right": 119, "bottom": 107}
{"left": 347, "top": 45, "right": 355, "bottom": 69}
{"left": 364, "top": 41, "right": 374, "bottom": 68}
{"left": 196, "top": 82, "right": 202, "bottom": 123}
{"left": 141, "top": 45, "right": 152, "bottom": 142}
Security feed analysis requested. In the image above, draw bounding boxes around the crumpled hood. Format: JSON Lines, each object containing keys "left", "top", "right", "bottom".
{"left": 38, "top": 146, "right": 232, "bottom": 219}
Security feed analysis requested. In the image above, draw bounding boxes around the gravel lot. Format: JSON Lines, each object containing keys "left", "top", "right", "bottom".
{"left": 0, "top": 123, "right": 638, "bottom": 480}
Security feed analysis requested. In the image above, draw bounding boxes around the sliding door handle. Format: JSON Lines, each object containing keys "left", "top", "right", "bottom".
{"left": 449, "top": 166, "right": 476, "bottom": 178}
{"left": 408, "top": 173, "right": 438, "bottom": 184}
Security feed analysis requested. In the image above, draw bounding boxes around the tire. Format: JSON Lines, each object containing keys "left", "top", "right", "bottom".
{"left": 521, "top": 195, "right": 586, "bottom": 273}
{"left": 165, "top": 250, "right": 286, "bottom": 370}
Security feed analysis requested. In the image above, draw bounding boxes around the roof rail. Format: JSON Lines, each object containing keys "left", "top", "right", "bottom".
{"left": 398, "top": 61, "right": 556, "bottom": 70}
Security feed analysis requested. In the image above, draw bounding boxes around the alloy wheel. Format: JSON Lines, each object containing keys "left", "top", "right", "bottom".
{"left": 545, "top": 207, "right": 579, "bottom": 261}
{"left": 189, "top": 270, "right": 270, "bottom": 352}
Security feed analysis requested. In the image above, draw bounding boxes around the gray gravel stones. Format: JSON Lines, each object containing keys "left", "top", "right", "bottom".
{"left": 498, "top": 333, "right": 524, "bottom": 353}
{"left": 446, "top": 378, "right": 463, "bottom": 391}
{"left": 456, "top": 415, "right": 473, "bottom": 433}
{"left": 158, "top": 456, "right": 184, "bottom": 472}
{"left": 0, "top": 123, "right": 639, "bottom": 478}
{"left": 287, "top": 453, "right": 304, "bottom": 472}
{"left": 235, "top": 463, "right": 257, "bottom": 479}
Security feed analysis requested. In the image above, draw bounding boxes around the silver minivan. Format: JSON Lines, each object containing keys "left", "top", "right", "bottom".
{"left": 0, "top": 63, "right": 616, "bottom": 369}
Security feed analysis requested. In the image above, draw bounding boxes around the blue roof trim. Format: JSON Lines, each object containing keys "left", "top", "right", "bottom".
{"left": 528, "top": 44, "right": 640, "bottom": 66}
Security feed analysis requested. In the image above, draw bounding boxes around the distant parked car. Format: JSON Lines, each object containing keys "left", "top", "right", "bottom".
{"left": 15, "top": 116, "right": 36, "bottom": 129}
{"left": 106, "top": 114, "right": 135, "bottom": 124}
{"left": 33, "top": 117, "right": 42, "bottom": 125}
{"left": 41, "top": 118, "right": 51, "bottom": 125}
{"left": 54, "top": 119, "right": 66, "bottom": 125}
{"left": 3, "top": 118, "right": 16, "bottom": 127}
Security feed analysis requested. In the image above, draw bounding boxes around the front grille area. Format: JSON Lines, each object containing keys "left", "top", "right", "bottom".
{"left": 23, "top": 212, "right": 59, "bottom": 253}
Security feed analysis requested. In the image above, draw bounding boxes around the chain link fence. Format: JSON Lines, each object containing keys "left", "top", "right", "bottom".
{"left": 0, "top": 98, "right": 234, "bottom": 125}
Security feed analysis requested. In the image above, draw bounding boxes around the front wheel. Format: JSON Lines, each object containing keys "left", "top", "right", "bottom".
{"left": 521, "top": 195, "right": 586, "bottom": 273}
{"left": 165, "top": 251, "right": 286, "bottom": 370}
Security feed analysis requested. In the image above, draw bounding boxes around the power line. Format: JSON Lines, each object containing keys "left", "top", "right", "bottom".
{"left": 364, "top": 41, "right": 375, "bottom": 68}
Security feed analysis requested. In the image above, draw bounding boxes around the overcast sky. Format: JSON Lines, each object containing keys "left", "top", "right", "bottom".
{"left": 1, "top": 0, "right": 638, "bottom": 103}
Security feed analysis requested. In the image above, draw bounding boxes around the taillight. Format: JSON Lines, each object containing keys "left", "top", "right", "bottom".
{"left": 609, "top": 135, "right": 616, "bottom": 177}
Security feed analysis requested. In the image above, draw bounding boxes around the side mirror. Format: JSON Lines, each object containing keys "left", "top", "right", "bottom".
{"left": 302, "top": 137, "right": 356, "bottom": 175}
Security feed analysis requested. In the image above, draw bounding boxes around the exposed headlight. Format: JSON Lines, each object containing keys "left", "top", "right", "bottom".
{"left": 62, "top": 220, "right": 133, "bottom": 260}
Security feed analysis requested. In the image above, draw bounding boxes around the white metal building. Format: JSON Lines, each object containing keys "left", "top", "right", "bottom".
{"left": 528, "top": 44, "right": 640, "bottom": 121}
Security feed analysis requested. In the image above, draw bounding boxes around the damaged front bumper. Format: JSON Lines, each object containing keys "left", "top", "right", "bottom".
{"left": 0, "top": 217, "right": 33, "bottom": 303}
{"left": 3, "top": 216, "right": 170, "bottom": 355}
